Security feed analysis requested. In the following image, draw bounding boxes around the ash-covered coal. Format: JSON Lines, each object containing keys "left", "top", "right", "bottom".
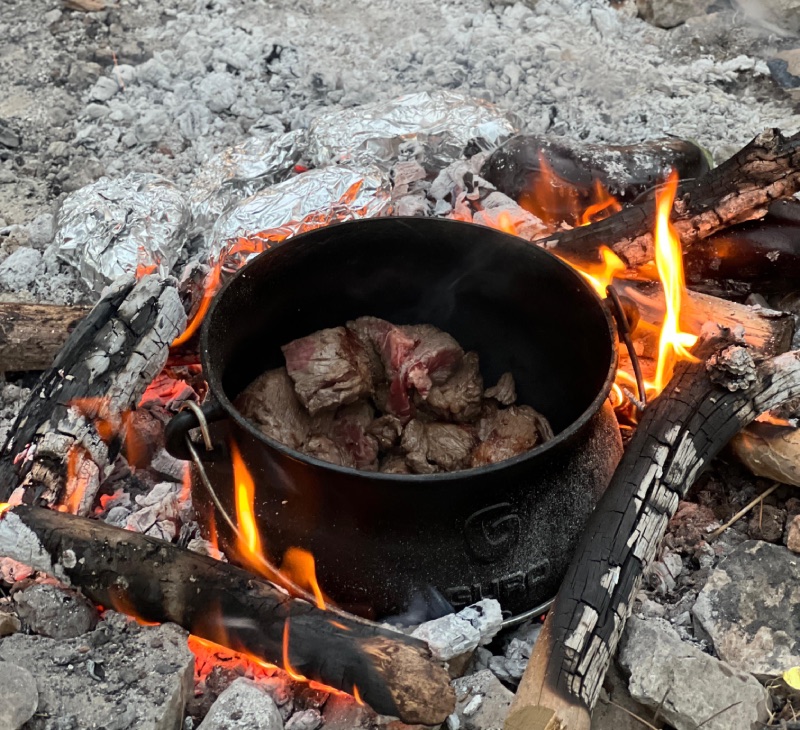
{"left": 236, "top": 317, "right": 553, "bottom": 473}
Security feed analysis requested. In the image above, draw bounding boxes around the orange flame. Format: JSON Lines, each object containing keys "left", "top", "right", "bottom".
{"left": 281, "top": 548, "right": 326, "bottom": 610}
{"left": 496, "top": 210, "right": 518, "bottom": 235}
{"left": 231, "top": 440, "right": 263, "bottom": 563}
{"left": 353, "top": 685, "right": 364, "bottom": 706}
{"left": 519, "top": 153, "right": 621, "bottom": 228}
{"left": 62, "top": 444, "right": 93, "bottom": 515}
{"left": 652, "top": 171, "right": 698, "bottom": 393}
{"left": 0, "top": 502, "right": 11, "bottom": 518}
{"left": 282, "top": 618, "right": 306, "bottom": 681}
{"left": 567, "top": 246, "right": 626, "bottom": 299}
{"left": 172, "top": 266, "right": 222, "bottom": 347}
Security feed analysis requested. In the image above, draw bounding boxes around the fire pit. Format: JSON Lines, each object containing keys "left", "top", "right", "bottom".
{"left": 165, "top": 217, "right": 623, "bottom": 618}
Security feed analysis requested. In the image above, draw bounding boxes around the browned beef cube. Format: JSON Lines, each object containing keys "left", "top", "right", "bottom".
{"left": 331, "top": 401, "right": 379, "bottom": 470}
{"left": 304, "top": 435, "right": 352, "bottom": 467}
{"left": 472, "top": 405, "right": 553, "bottom": 467}
{"left": 426, "top": 351, "right": 484, "bottom": 423}
{"left": 367, "top": 415, "right": 404, "bottom": 450}
{"left": 282, "top": 326, "right": 373, "bottom": 415}
{"left": 235, "top": 368, "right": 310, "bottom": 450}
{"left": 484, "top": 372, "right": 517, "bottom": 406}
{"left": 401, "top": 419, "right": 477, "bottom": 474}
{"left": 380, "top": 454, "right": 411, "bottom": 474}
{"left": 401, "top": 324, "right": 464, "bottom": 397}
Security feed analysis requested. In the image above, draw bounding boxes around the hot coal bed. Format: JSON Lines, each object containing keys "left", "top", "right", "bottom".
{"left": 3, "top": 2, "right": 800, "bottom": 730}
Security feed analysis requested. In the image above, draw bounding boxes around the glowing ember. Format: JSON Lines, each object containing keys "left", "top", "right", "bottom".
{"left": 0, "top": 502, "right": 11, "bottom": 518}
{"left": 62, "top": 444, "right": 94, "bottom": 515}
{"left": 231, "top": 440, "right": 264, "bottom": 563}
{"left": 519, "top": 153, "right": 621, "bottom": 228}
{"left": 281, "top": 547, "right": 326, "bottom": 610}
{"left": 172, "top": 266, "right": 222, "bottom": 347}
{"left": 353, "top": 685, "right": 364, "bottom": 706}
{"left": 652, "top": 170, "right": 698, "bottom": 393}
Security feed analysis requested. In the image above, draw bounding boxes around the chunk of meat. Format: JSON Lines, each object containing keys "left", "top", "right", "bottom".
{"left": 235, "top": 368, "right": 310, "bottom": 450}
{"left": 304, "top": 435, "right": 352, "bottom": 467}
{"left": 401, "top": 419, "right": 477, "bottom": 474}
{"left": 426, "top": 351, "right": 484, "bottom": 423}
{"left": 380, "top": 454, "right": 411, "bottom": 475}
{"left": 472, "top": 405, "right": 554, "bottom": 467}
{"left": 484, "top": 372, "right": 517, "bottom": 406}
{"left": 367, "top": 415, "right": 404, "bottom": 450}
{"left": 282, "top": 326, "right": 373, "bottom": 415}
{"left": 401, "top": 325, "right": 464, "bottom": 397}
{"left": 331, "top": 401, "right": 379, "bottom": 470}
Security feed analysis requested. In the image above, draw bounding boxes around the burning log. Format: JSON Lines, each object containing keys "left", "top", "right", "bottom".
{"left": 0, "top": 301, "right": 91, "bottom": 372}
{"left": 505, "top": 329, "right": 800, "bottom": 730}
{"left": 542, "top": 128, "right": 800, "bottom": 268}
{"left": 0, "top": 504, "right": 455, "bottom": 726}
{"left": 0, "top": 275, "right": 186, "bottom": 507}
{"left": 613, "top": 279, "right": 795, "bottom": 357}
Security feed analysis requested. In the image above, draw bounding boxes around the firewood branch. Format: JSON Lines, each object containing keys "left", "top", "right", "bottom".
{"left": 0, "top": 504, "right": 455, "bottom": 726}
{"left": 542, "top": 129, "right": 800, "bottom": 267}
{"left": 0, "top": 275, "right": 186, "bottom": 506}
{"left": 506, "top": 328, "right": 800, "bottom": 730}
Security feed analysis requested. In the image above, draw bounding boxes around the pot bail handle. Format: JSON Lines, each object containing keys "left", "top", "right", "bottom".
{"left": 164, "top": 400, "right": 226, "bottom": 461}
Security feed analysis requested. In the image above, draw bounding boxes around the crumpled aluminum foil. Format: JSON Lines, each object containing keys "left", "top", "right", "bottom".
{"left": 307, "top": 91, "right": 519, "bottom": 170}
{"left": 54, "top": 172, "right": 190, "bottom": 295}
{"left": 188, "top": 129, "right": 306, "bottom": 239}
{"left": 210, "top": 165, "right": 391, "bottom": 273}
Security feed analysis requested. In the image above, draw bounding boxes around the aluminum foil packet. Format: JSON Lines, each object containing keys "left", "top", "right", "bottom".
{"left": 210, "top": 165, "right": 391, "bottom": 273}
{"left": 307, "top": 91, "right": 519, "bottom": 171}
{"left": 54, "top": 172, "right": 190, "bottom": 295}
{"left": 188, "top": 129, "right": 306, "bottom": 239}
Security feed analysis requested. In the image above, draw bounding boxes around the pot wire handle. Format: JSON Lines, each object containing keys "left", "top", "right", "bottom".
{"left": 164, "top": 399, "right": 226, "bottom": 461}
{"left": 606, "top": 285, "right": 647, "bottom": 408}
{"left": 182, "top": 400, "right": 214, "bottom": 451}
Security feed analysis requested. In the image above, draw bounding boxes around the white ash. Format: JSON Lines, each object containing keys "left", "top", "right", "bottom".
{"left": 0, "top": 382, "right": 31, "bottom": 447}
{"left": 412, "top": 598, "right": 503, "bottom": 662}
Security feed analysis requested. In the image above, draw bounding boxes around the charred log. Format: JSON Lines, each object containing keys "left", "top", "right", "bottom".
{"left": 539, "top": 129, "right": 800, "bottom": 268}
{"left": 613, "top": 279, "right": 795, "bottom": 357}
{"left": 481, "top": 135, "right": 710, "bottom": 222}
{"left": 685, "top": 199, "right": 800, "bottom": 297}
{"left": 0, "top": 504, "right": 455, "bottom": 726}
{"left": 0, "top": 276, "right": 186, "bottom": 506}
{"left": 0, "top": 302, "right": 91, "bottom": 372}
{"left": 505, "top": 330, "right": 800, "bottom": 730}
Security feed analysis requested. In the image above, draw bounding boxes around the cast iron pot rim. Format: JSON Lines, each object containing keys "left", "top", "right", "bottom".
{"left": 201, "top": 216, "right": 618, "bottom": 484}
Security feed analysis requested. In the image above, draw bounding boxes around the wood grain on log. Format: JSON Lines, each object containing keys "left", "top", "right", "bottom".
{"left": 0, "top": 505, "right": 455, "bottom": 725}
{"left": 506, "top": 329, "right": 800, "bottom": 730}
{"left": 613, "top": 279, "right": 795, "bottom": 357}
{"left": 0, "top": 302, "right": 91, "bottom": 372}
{"left": 542, "top": 129, "right": 800, "bottom": 268}
{"left": 0, "top": 276, "right": 186, "bottom": 506}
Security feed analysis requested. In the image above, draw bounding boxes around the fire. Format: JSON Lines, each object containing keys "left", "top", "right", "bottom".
{"left": 652, "top": 171, "right": 698, "bottom": 392}
{"left": 568, "top": 246, "right": 626, "bottom": 299}
{"left": 281, "top": 547, "right": 326, "bottom": 610}
{"left": 231, "top": 440, "right": 263, "bottom": 562}
{"left": 353, "top": 685, "right": 365, "bottom": 706}
{"left": 0, "top": 503, "right": 11, "bottom": 518}
{"left": 172, "top": 265, "right": 222, "bottom": 347}
{"left": 62, "top": 444, "right": 94, "bottom": 515}
{"left": 282, "top": 618, "right": 306, "bottom": 681}
{"left": 519, "top": 153, "right": 621, "bottom": 228}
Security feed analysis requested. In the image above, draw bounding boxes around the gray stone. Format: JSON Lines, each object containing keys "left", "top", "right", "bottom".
{"left": 619, "top": 616, "right": 770, "bottom": 730}
{"left": 285, "top": 709, "right": 322, "bottom": 730}
{"left": 0, "top": 614, "right": 194, "bottom": 730}
{"left": 198, "top": 678, "right": 284, "bottom": 730}
{"left": 14, "top": 583, "right": 98, "bottom": 639}
{"left": 0, "top": 248, "right": 43, "bottom": 291}
{"left": 693, "top": 540, "right": 800, "bottom": 675}
{"left": 635, "top": 0, "right": 711, "bottom": 28}
{"left": 0, "top": 660, "right": 38, "bottom": 729}
{"left": 90, "top": 76, "right": 120, "bottom": 102}
{"left": 0, "top": 121, "right": 20, "bottom": 149}
{"left": 451, "top": 670, "right": 513, "bottom": 730}
{"left": 735, "top": 0, "right": 800, "bottom": 34}
{"left": 0, "top": 611, "right": 21, "bottom": 637}
{"left": 592, "top": 661, "right": 658, "bottom": 730}
{"left": 320, "top": 692, "right": 374, "bottom": 729}
{"left": 412, "top": 600, "right": 503, "bottom": 662}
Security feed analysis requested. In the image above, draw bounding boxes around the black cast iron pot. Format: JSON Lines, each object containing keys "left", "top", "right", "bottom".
{"left": 165, "top": 217, "right": 623, "bottom": 619}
